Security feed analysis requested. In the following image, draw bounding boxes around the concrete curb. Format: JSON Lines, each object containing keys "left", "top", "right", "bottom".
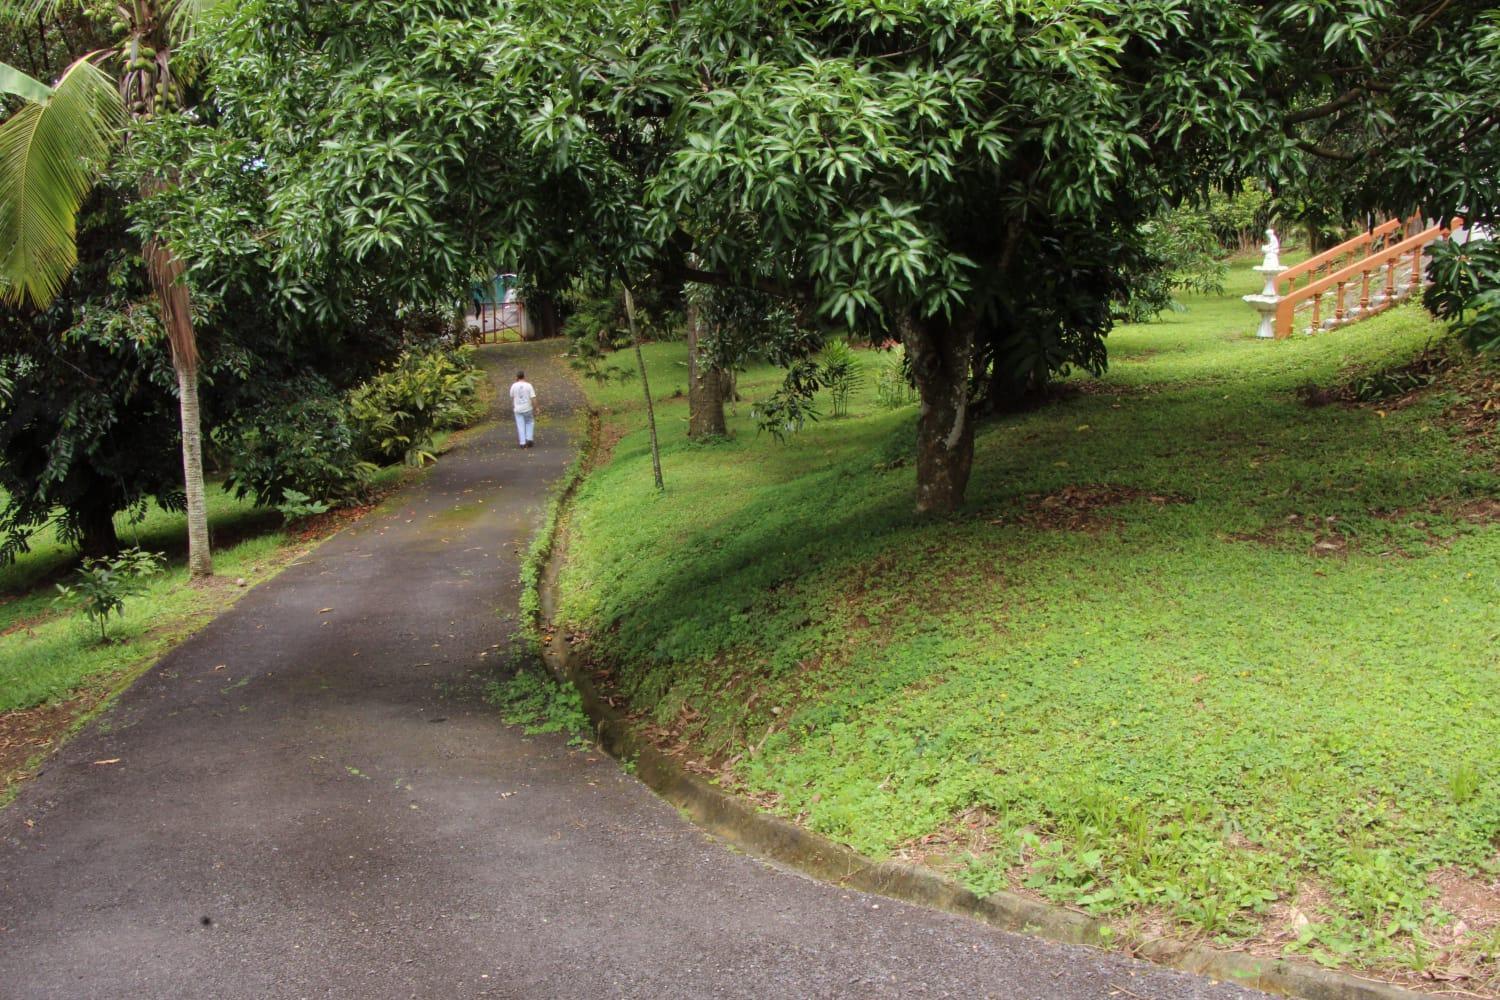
{"left": 531, "top": 421, "right": 1422, "bottom": 1000}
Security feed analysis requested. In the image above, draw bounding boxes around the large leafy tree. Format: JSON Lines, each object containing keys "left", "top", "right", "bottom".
{"left": 193, "top": 0, "right": 1499, "bottom": 512}
{"left": 0, "top": 181, "right": 187, "bottom": 561}
{"left": 1, "top": 0, "right": 223, "bottom": 575}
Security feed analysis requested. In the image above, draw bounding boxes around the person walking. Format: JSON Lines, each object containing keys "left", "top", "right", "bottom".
{"left": 510, "top": 370, "right": 537, "bottom": 449}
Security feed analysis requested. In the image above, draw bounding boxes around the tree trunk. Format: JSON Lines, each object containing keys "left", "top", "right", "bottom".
{"left": 525, "top": 291, "right": 560, "bottom": 341}
{"left": 686, "top": 303, "right": 727, "bottom": 439}
{"left": 125, "top": 23, "right": 209, "bottom": 577}
{"left": 144, "top": 233, "right": 212, "bottom": 578}
{"left": 622, "top": 285, "right": 664, "bottom": 491}
{"left": 898, "top": 308, "right": 977, "bottom": 514}
{"left": 173, "top": 354, "right": 212, "bottom": 578}
{"left": 77, "top": 501, "right": 119, "bottom": 560}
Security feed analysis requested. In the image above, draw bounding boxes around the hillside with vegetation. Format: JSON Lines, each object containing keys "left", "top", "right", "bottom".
{"left": 557, "top": 261, "right": 1499, "bottom": 985}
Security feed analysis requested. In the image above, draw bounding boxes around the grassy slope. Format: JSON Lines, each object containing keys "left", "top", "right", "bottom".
{"left": 559, "top": 264, "right": 1500, "bottom": 979}
{"left": 1, "top": 469, "right": 405, "bottom": 714}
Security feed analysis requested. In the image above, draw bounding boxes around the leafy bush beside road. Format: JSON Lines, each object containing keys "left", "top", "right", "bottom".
{"left": 348, "top": 346, "right": 483, "bottom": 467}
{"left": 218, "top": 375, "right": 374, "bottom": 508}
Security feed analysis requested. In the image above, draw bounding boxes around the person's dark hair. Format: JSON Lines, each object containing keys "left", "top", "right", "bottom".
{"left": 516, "top": 371, "right": 525, "bottom": 380}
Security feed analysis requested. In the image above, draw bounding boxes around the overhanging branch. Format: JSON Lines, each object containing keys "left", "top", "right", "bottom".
{"left": 672, "top": 263, "right": 810, "bottom": 300}
{"left": 1295, "top": 139, "right": 1363, "bottom": 162}
{"left": 1284, "top": 88, "right": 1366, "bottom": 126}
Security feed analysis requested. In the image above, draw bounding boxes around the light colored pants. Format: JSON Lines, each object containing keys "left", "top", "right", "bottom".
{"left": 515, "top": 410, "right": 534, "bottom": 445}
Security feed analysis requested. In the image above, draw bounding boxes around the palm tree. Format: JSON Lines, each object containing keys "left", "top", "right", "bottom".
{"left": 0, "top": 1, "right": 219, "bottom": 576}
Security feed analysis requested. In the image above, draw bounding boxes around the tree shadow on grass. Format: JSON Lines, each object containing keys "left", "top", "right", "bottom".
{"left": 0, "top": 501, "right": 281, "bottom": 599}
{"left": 571, "top": 363, "right": 1484, "bottom": 711}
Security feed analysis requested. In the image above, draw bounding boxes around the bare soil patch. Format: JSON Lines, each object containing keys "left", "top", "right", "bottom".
{"left": 1443, "top": 366, "right": 1499, "bottom": 453}
{"left": 894, "top": 805, "right": 1006, "bottom": 872}
{"left": 1, "top": 609, "right": 58, "bottom": 638}
{"left": 988, "top": 483, "right": 1193, "bottom": 533}
{"left": 0, "top": 688, "right": 108, "bottom": 795}
{"left": 1412, "top": 864, "right": 1500, "bottom": 993}
{"left": 1454, "top": 497, "right": 1500, "bottom": 525}
{"left": 1248, "top": 880, "right": 1335, "bottom": 955}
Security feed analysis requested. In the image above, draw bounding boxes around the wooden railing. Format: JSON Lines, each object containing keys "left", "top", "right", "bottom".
{"left": 1275, "top": 215, "right": 1419, "bottom": 296}
{"left": 1273, "top": 217, "right": 1461, "bottom": 339}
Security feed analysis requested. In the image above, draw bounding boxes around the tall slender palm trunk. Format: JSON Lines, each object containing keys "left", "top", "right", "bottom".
{"left": 133, "top": 10, "right": 213, "bottom": 578}
{"left": 172, "top": 353, "right": 211, "bottom": 576}
{"left": 145, "top": 232, "right": 211, "bottom": 577}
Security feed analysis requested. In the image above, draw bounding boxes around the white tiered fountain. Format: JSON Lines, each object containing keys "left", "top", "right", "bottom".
{"left": 1242, "top": 228, "right": 1288, "bottom": 339}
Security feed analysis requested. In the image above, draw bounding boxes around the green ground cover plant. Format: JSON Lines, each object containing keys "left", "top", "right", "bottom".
{"left": 53, "top": 547, "right": 166, "bottom": 642}
{"left": 557, "top": 260, "right": 1500, "bottom": 984}
{"left": 487, "top": 662, "right": 591, "bottom": 749}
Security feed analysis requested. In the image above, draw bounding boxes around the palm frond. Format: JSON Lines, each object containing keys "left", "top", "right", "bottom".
{"left": 0, "top": 56, "right": 124, "bottom": 309}
{"left": 0, "top": 1, "right": 64, "bottom": 26}
{"left": 0, "top": 61, "right": 54, "bottom": 103}
{"left": 162, "top": 0, "right": 235, "bottom": 41}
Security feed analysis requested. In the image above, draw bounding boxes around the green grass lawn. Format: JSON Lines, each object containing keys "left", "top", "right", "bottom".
{"left": 0, "top": 482, "right": 274, "bottom": 632}
{"left": 557, "top": 263, "right": 1500, "bottom": 984}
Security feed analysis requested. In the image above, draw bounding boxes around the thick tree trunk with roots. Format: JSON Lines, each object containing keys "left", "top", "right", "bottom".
{"left": 525, "top": 291, "right": 561, "bottom": 341}
{"left": 686, "top": 303, "right": 727, "bottom": 439}
{"left": 898, "top": 308, "right": 977, "bottom": 514}
{"left": 77, "top": 501, "right": 120, "bottom": 560}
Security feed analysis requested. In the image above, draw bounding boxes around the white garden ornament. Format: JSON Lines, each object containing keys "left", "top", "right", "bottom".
{"left": 1242, "top": 227, "right": 1288, "bottom": 339}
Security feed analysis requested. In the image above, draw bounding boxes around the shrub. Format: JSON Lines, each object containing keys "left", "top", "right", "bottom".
{"left": 348, "top": 347, "right": 483, "bottom": 466}
{"left": 53, "top": 547, "right": 165, "bottom": 642}
{"left": 1427, "top": 236, "right": 1500, "bottom": 354}
{"left": 563, "top": 289, "right": 633, "bottom": 352}
{"left": 1119, "top": 205, "right": 1229, "bottom": 321}
{"left": 1203, "top": 181, "right": 1273, "bottom": 252}
{"left": 874, "top": 352, "right": 918, "bottom": 409}
{"left": 274, "top": 489, "right": 331, "bottom": 524}
{"left": 219, "top": 376, "right": 373, "bottom": 508}
{"left": 753, "top": 359, "right": 823, "bottom": 440}
{"left": 818, "top": 339, "right": 865, "bottom": 418}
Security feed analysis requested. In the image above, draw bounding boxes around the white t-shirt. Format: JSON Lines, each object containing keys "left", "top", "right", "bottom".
{"left": 510, "top": 380, "right": 536, "bottom": 414}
